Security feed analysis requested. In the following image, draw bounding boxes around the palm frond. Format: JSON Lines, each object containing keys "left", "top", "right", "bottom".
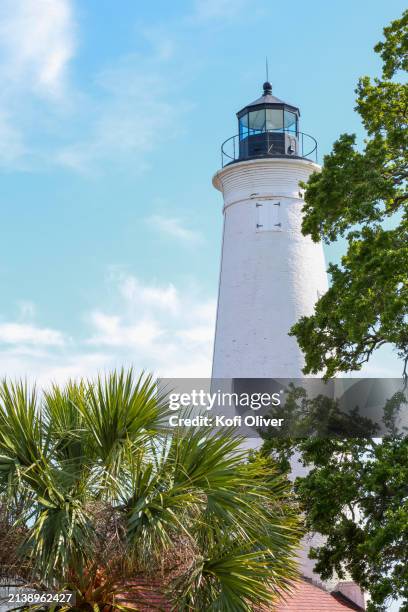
{"left": 0, "top": 371, "right": 301, "bottom": 611}
{"left": 79, "top": 370, "right": 170, "bottom": 482}
{"left": 172, "top": 544, "right": 295, "bottom": 611}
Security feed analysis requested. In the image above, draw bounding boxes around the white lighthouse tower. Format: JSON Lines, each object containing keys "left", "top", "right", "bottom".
{"left": 212, "top": 81, "right": 328, "bottom": 380}
{"left": 210, "top": 85, "right": 367, "bottom": 609}
{"left": 210, "top": 81, "right": 328, "bottom": 582}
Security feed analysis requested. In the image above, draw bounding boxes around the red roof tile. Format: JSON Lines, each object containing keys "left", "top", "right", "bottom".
{"left": 120, "top": 576, "right": 364, "bottom": 611}
{"left": 274, "top": 580, "right": 364, "bottom": 611}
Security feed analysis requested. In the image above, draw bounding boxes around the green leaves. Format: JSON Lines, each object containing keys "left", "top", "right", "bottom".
{"left": 78, "top": 369, "right": 169, "bottom": 479}
{"left": 374, "top": 10, "right": 408, "bottom": 78}
{"left": 289, "top": 437, "right": 408, "bottom": 611}
{"left": 0, "top": 380, "right": 44, "bottom": 470}
{"left": 301, "top": 134, "right": 391, "bottom": 243}
{"left": 0, "top": 370, "right": 301, "bottom": 611}
{"left": 173, "top": 543, "right": 295, "bottom": 611}
{"left": 291, "top": 222, "right": 408, "bottom": 378}
{"left": 292, "top": 10, "right": 408, "bottom": 379}
{"left": 280, "top": 13, "right": 408, "bottom": 610}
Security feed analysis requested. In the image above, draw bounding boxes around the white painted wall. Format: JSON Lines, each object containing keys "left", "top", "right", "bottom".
{"left": 211, "top": 161, "right": 365, "bottom": 605}
{"left": 211, "top": 156, "right": 329, "bottom": 584}
{"left": 212, "top": 157, "right": 328, "bottom": 379}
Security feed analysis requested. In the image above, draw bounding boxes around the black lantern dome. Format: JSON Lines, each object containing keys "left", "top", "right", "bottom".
{"left": 219, "top": 83, "right": 317, "bottom": 167}
{"left": 237, "top": 82, "right": 300, "bottom": 159}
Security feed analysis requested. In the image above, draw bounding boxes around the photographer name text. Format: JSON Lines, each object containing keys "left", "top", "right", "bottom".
{"left": 169, "top": 414, "right": 284, "bottom": 428}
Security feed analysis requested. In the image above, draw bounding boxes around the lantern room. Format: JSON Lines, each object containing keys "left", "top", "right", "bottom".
{"left": 237, "top": 81, "right": 300, "bottom": 159}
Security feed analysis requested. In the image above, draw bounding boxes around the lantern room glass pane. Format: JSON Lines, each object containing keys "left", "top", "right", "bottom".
{"left": 284, "top": 110, "right": 297, "bottom": 133}
{"left": 266, "top": 108, "right": 283, "bottom": 131}
{"left": 248, "top": 109, "right": 265, "bottom": 133}
{"left": 239, "top": 114, "right": 249, "bottom": 140}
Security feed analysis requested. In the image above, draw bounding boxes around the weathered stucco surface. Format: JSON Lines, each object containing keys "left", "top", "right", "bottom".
{"left": 212, "top": 157, "right": 328, "bottom": 379}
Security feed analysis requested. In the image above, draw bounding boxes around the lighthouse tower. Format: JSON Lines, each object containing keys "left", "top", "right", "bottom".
{"left": 212, "top": 82, "right": 328, "bottom": 379}
{"left": 210, "top": 85, "right": 367, "bottom": 609}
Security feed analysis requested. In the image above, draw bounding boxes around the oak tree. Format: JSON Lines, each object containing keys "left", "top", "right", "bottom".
{"left": 290, "top": 10, "right": 408, "bottom": 379}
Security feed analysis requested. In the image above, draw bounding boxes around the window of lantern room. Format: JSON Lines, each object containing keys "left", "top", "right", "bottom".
{"left": 248, "top": 109, "right": 265, "bottom": 135}
{"left": 265, "top": 108, "right": 283, "bottom": 132}
{"left": 284, "top": 110, "right": 297, "bottom": 134}
{"left": 239, "top": 114, "right": 249, "bottom": 140}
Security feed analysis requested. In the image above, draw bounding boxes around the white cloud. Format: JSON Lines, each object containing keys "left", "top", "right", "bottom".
{"left": 0, "top": 0, "right": 75, "bottom": 98}
{"left": 85, "top": 272, "right": 216, "bottom": 376}
{"left": 0, "top": 347, "right": 111, "bottom": 387}
{"left": 88, "top": 312, "right": 163, "bottom": 348}
{"left": 0, "top": 322, "right": 65, "bottom": 346}
{"left": 178, "top": 325, "right": 214, "bottom": 343}
{"left": 0, "top": 0, "right": 184, "bottom": 173}
{"left": 0, "top": 1, "right": 175, "bottom": 174}
{"left": 0, "top": 0, "right": 75, "bottom": 168}
{"left": 147, "top": 215, "right": 203, "bottom": 245}
{"left": 0, "top": 274, "right": 216, "bottom": 383}
{"left": 120, "top": 276, "right": 180, "bottom": 314}
{"left": 0, "top": 0, "right": 255, "bottom": 172}
{"left": 0, "top": 273, "right": 403, "bottom": 387}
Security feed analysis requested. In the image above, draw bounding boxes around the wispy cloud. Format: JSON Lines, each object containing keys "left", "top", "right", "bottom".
{"left": 0, "top": 346, "right": 111, "bottom": 388}
{"left": 119, "top": 276, "right": 180, "bottom": 314}
{"left": 0, "top": 322, "right": 65, "bottom": 346}
{"left": 0, "top": 0, "right": 251, "bottom": 173}
{"left": 0, "top": 273, "right": 216, "bottom": 383}
{"left": 56, "top": 56, "right": 185, "bottom": 174}
{"left": 87, "top": 312, "right": 163, "bottom": 349}
{"left": 0, "top": 0, "right": 183, "bottom": 174}
{"left": 147, "top": 215, "right": 204, "bottom": 245}
{"left": 0, "top": 271, "right": 402, "bottom": 386}
{"left": 0, "top": 0, "right": 76, "bottom": 169}
{"left": 0, "top": 0, "right": 75, "bottom": 98}
{"left": 85, "top": 271, "right": 215, "bottom": 376}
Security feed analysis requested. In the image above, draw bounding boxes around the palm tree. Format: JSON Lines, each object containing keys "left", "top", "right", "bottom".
{"left": 0, "top": 370, "right": 301, "bottom": 611}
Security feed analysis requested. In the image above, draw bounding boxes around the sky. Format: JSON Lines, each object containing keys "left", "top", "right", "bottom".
{"left": 0, "top": 0, "right": 406, "bottom": 388}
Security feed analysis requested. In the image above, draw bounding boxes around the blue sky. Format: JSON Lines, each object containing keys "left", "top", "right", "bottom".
{"left": 0, "top": 0, "right": 405, "bottom": 385}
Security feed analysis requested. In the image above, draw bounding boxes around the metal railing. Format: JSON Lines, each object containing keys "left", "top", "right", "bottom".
{"left": 221, "top": 128, "right": 318, "bottom": 167}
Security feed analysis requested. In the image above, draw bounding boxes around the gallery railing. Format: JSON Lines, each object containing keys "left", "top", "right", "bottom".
{"left": 221, "top": 128, "right": 318, "bottom": 167}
